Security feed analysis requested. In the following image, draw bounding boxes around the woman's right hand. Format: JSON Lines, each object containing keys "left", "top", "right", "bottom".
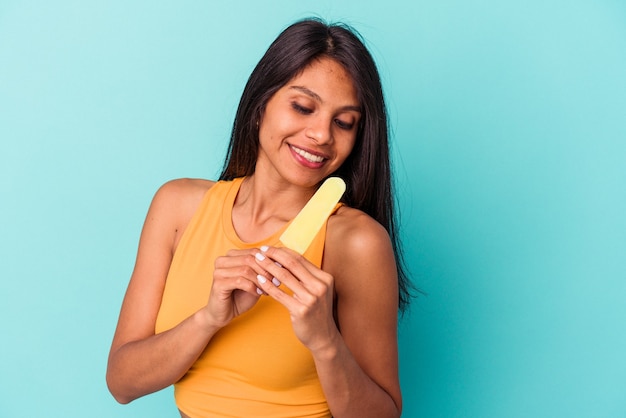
{"left": 205, "top": 249, "right": 267, "bottom": 328}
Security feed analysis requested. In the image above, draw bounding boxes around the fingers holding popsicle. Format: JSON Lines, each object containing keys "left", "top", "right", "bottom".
{"left": 254, "top": 245, "right": 338, "bottom": 353}
{"left": 207, "top": 249, "right": 271, "bottom": 327}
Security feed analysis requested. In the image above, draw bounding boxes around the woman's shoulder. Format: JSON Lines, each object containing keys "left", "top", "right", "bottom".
{"left": 324, "top": 206, "right": 395, "bottom": 278}
{"left": 152, "top": 178, "right": 215, "bottom": 207}
{"left": 149, "top": 178, "right": 216, "bottom": 224}
{"left": 157, "top": 177, "right": 215, "bottom": 197}
{"left": 146, "top": 178, "right": 218, "bottom": 251}
{"left": 327, "top": 206, "right": 391, "bottom": 252}
{"left": 324, "top": 205, "right": 398, "bottom": 307}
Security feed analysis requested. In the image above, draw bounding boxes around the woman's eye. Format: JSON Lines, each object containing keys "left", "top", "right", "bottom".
{"left": 334, "top": 119, "right": 354, "bottom": 130}
{"left": 291, "top": 102, "right": 313, "bottom": 114}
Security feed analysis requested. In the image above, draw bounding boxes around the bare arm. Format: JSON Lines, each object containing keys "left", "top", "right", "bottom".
{"left": 319, "top": 210, "right": 401, "bottom": 417}
{"left": 254, "top": 208, "right": 402, "bottom": 418}
{"left": 106, "top": 179, "right": 263, "bottom": 404}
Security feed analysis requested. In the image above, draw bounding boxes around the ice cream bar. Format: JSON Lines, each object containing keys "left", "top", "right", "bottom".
{"left": 279, "top": 177, "right": 346, "bottom": 254}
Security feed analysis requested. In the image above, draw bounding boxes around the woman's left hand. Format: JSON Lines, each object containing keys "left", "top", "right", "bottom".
{"left": 253, "top": 245, "right": 338, "bottom": 355}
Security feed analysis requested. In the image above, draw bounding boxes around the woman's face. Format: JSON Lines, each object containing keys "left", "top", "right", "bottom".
{"left": 257, "top": 57, "right": 361, "bottom": 188}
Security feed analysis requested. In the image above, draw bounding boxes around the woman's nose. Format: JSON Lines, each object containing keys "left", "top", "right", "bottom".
{"left": 305, "top": 116, "right": 333, "bottom": 144}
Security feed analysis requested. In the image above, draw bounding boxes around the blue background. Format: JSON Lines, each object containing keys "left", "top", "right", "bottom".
{"left": 1, "top": 1, "right": 625, "bottom": 417}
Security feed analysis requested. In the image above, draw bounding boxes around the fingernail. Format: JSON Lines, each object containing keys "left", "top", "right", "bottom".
{"left": 272, "top": 277, "right": 281, "bottom": 286}
{"left": 256, "top": 287, "right": 263, "bottom": 295}
{"left": 275, "top": 262, "right": 282, "bottom": 268}
{"left": 255, "top": 252, "right": 265, "bottom": 261}
{"left": 257, "top": 274, "right": 267, "bottom": 284}
{"left": 260, "top": 245, "right": 269, "bottom": 252}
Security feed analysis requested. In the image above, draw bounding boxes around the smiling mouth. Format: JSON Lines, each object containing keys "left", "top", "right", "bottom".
{"left": 291, "top": 145, "right": 325, "bottom": 163}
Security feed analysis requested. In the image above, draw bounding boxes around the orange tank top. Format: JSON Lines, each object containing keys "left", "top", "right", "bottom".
{"left": 155, "top": 178, "right": 334, "bottom": 418}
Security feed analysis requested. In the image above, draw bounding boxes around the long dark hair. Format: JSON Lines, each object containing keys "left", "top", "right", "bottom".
{"left": 220, "top": 18, "right": 414, "bottom": 313}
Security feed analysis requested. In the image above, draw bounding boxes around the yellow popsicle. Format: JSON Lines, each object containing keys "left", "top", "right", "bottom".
{"left": 279, "top": 177, "right": 346, "bottom": 254}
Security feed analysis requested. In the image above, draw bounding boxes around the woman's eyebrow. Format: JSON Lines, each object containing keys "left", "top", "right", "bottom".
{"left": 289, "top": 85, "right": 362, "bottom": 112}
{"left": 290, "top": 85, "right": 322, "bottom": 102}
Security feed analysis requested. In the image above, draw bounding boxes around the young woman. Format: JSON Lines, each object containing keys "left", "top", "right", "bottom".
{"left": 106, "top": 18, "right": 412, "bottom": 418}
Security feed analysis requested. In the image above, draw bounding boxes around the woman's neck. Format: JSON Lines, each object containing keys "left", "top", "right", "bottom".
{"left": 230, "top": 174, "right": 317, "bottom": 242}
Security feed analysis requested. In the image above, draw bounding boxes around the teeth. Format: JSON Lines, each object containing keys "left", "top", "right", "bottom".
{"left": 292, "top": 146, "right": 324, "bottom": 163}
